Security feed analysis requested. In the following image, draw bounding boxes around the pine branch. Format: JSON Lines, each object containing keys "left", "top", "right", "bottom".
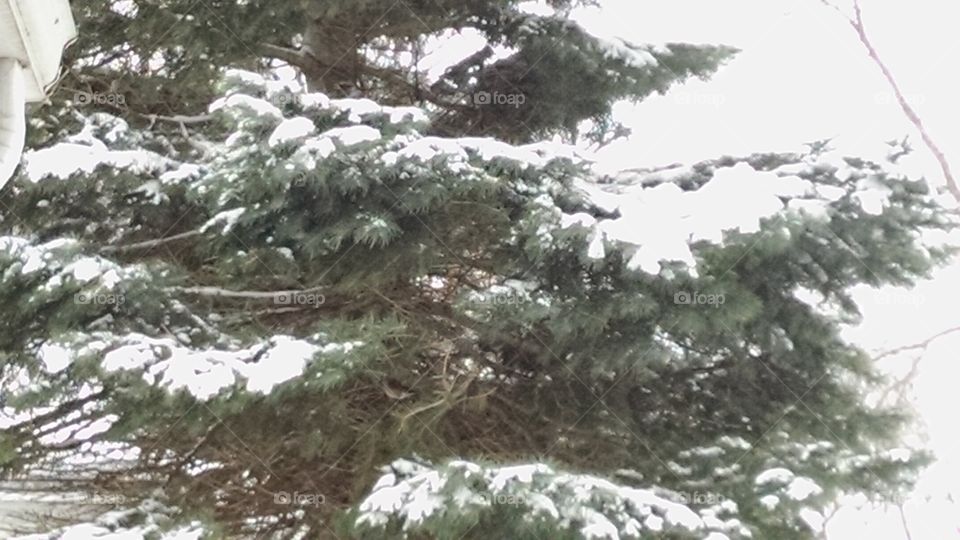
{"left": 101, "top": 230, "right": 204, "bottom": 254}
{"left": 172, "top": 285, "right": 326, "bottom": 301}
{"left": 142, "top": 113, "right": 214, "bottom": 127}
{"left": 260, "top": 43, "right": 312, "bottom": 69}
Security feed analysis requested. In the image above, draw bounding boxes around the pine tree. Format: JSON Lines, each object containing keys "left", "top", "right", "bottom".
{"left": 1, "top": 1, "right": 954, "bottom": 539}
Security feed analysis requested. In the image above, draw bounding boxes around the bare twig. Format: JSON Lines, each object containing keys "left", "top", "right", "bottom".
{"left": 873, "top": 325, "right": 960, "bottom": 407}
{"left": 872, "top": 325, "right": 960, "bottom": 362}
{"left": 824, "top": 0, "right": 960, "bottom": 202}
{"left": 897, "top": 503, "right": 914, "bottom": 540}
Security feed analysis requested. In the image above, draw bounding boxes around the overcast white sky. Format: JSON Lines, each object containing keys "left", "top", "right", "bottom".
{"left": 571, "top": 1, "right": 960, "bottom": 537}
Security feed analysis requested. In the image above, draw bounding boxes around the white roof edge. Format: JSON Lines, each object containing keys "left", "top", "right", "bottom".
{"left": 0, "top": 58, "right": 26, "bottom": 189}
{"left": 3, "top": 0, "right": 78, "bottom": 102}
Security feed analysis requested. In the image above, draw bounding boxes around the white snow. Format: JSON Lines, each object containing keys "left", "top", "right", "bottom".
{"left": 160, "top": 163, "right": 202, "bottom": 184}
{"left": 209, "top": 94, "right": 283, "bottom": 121}
{"left": 268, "top": 117, "right": 317, "bottom": 147}
{"left": 597, "top": 37, "right": 660, "bottom": 68}
{"left": 243, "top": 337, "right": 321, "bottom": 394}
{"left": 330, "top": 98, "right": 383, "bottom": 122}
{"left": 201, "top": 208, "right": 246, "bottom": 235}
{"left": 390, "top": 136, "right": 579, "bottom": 171}
{"left": 854, "top": 188, "right": 890, "bottom": 215}
{"left": 568, "top": 160, "right": 858, "bottom": 275}
{"left": 355, "top": 459, "right": 748, "bottom": 538}
{"left": 23, "top": 142, "right": 170, "bottom": 182}
{"left": 755, "top": 467, "right": 794, "bottom": 485}
{"left": 322, "top": 126, "right": 382, "bottom": 147}
{"left": 785, "top": 477, "right": 823, "bottom": 501}
{"left": 298, "top": 92, "right": 332, "bottom": 110}
{"left": 886, "top": 448, "right": 913, "bottom": 462}
{"left": 38, "top": 343, "right": 72, "bottom": 374}
{"left": 98, "top": 334, "right": 350, "bottom": 400}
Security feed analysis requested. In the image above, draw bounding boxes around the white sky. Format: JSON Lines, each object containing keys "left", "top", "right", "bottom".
{"left": 572, "top": 1, "right": 960, "bottom": 537}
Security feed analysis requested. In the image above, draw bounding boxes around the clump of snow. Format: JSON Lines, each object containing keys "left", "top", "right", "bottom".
{"left": 755, "top": 467, "right": 821, "bottom": 502}
{"left": 160, "top": 164, "right": 202, "bottom": 184}
{"left": 243, "top": 337, "right": 321, "bottom": 394}
{"left": 355, "top": 459, "right": 747, "bottom": 538}
{"left": 98, "top": 333, "right": 359, "bottom": 400}
{"left": 330, "top": 98, "right": 383, "bottom": 122}
{"left": 210, "top": 94, "right": 283, "bottom": 121}
{"left": 292, "top": 92, "right": 329, "bottom": 113}
{"left": 785, "top": 477, "right": 822, "bottom": 501}
{"left": 853, "top": 176, "right": 893, "bottom": 216}
{"left": 322, "top": 125, "right": 382, "bottom": 147}
{"left": 38, "top": 343, "right": 73, "bottom": 374}
{"left": 201, "top": 208, "right": 246, "bottom": 235}
{"left": 388, "top": 136, "right": 580, "bottom": 171}
{"left": 9, "top": 500, "right": 205, "bottom": 540}
{"left": 23, "top": 142, "right": 172, "bottom": 182}
{"left": 596, "top": 37, "right": 660, "bottom": 69}
{"left": 755, "top": 467, "right": 794, "bottom": 485}
{"left": 268, "top": 117, "right": 317, "bottom": 147}
{"left": 568, "top": 157, "right": 896, "bottom": 275}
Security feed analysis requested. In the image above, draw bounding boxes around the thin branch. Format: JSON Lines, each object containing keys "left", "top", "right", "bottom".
{"left": 897, "top": 503, "right": 914, "bottom": 540}
{"left": 828, "top": 0, "right": 960, "bottom": 203}
{"left": 261, "top": 43, "right": 312, "bottom": 70}
{"left": 171, "top": 285, "right": 326, "bottom": 301}
{"left": 142, "top": 113, "right": 214, "bottom": 128}
{"left": 872, "top": 325, "right": 960, "bottom": 361}
{"left": 873, "top": 325, "right": 960, "bottom": 407}
{"left": 101, "top": 230, "right": 203, "bottom": 254}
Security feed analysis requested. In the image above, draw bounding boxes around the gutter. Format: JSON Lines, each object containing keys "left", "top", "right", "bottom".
{"left": 0, "top": 58, "right": 25, "bottom": 188}
{"left": 0, "top": 0, "right": 78, "bottom": 189}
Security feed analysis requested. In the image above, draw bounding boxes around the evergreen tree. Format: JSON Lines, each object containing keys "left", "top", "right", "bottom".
{"left": 0, "top": 1, "right": 954, "bottom": 538}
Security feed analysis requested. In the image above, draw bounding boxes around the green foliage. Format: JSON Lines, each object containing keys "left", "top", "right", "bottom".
{"left": 0, "top": 1, "right": 954, "bottom": 539}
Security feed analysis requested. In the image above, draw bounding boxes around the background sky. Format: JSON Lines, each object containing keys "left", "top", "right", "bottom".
{"left": 571, "top": 1, "right": 960, "bottom": 537}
